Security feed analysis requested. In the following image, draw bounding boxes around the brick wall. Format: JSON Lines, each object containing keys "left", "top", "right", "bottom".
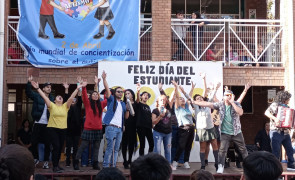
{"left": 246, "top": 0, "right": 267, "bottom": 19}
{"left": 224, "top": 67, "right": 284, "bottom": 86}
{"left": 152, "top": 0, "right": 171, "bottom": 61}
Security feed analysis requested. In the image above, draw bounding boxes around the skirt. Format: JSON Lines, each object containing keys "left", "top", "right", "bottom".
{"left": 197, "top": 127, "right": 218, "bottom": 142}
{"left": 81, "top": 129, "right": 103, "bottom": 141}
{"left": 94, "top": 7, "right": 114, "bottom": 21}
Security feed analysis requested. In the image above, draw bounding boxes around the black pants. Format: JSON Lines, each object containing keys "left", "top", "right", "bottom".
{"left": 174, "top": 126, "right": 195, "bottom": 162}
{"left": 31, "top": 123, "right": 51, "bottom": 161}
{"left": 137, "top": 127, "right": 154, "bottom": 156}
{"left": 122, "top": 125, "right": 137, "bottom": 164}
{"left": 65, "top": 135, "right": 80, "bottom": 163}
{"left": 39, "top": 15, "right": 59, "bottom": 36}
{"left": 48, "top": 128, "right": 66, "bottom": 167}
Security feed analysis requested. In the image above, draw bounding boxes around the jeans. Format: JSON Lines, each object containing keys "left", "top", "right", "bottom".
{"left": 103, "top": 126, "right": 123, "bottom": 167}
{"left": 153, "top": 130, "right": 172, "bottom": 163}
{"left": 218, "top": 133, "right": 248, "bottom": 165}
{"left": 270, "top": 130, "right": 294, "bottom": 167}
{"left": 171, "top": 125, "right": 184, "bottom": 163}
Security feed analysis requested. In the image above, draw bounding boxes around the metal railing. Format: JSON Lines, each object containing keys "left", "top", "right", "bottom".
{"left": 171, "top": 18, "right": 283, "bottom": 66}
{"left": 7, "top": 16, "right": 283, "bottom": 67}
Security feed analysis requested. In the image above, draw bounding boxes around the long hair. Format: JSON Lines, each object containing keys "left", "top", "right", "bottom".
{"left": 89, "top": 91, "right": 102, "bottom": 116}
{"left": 123, "top": 89, "right": 135, "bottom": 103}
{"left": 0, "top": 144, "right": 34, "bottom": 180}
{"left": 274, "top": 91, "right": 291, "bottom": 104}
{"left": 113, "top": 87, "right": 123, "bottom": 112}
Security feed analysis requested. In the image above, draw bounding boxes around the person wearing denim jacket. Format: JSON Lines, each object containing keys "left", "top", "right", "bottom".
{"left": 102, "top": 71, "right": 129, "bottom": 167}
{"left": 265, "top": 90, "right": 295, "bottom": 170}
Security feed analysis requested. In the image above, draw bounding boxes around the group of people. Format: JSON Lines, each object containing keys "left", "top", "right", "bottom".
{"left": 172, "top": 10, "right": 268, "bottom": 66}
{"left": 10, "top": 70, "right": 295, "bottom": 177}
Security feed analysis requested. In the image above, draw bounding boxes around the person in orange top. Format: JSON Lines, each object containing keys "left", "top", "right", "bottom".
{"left": 73, "top": 77, "right": 107, "bottom": 170}
{"left": 38, "top": 0, "right": 65, "bottom": 39}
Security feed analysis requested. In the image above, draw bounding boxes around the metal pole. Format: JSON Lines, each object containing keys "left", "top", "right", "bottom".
{"left": 0, "top": 0, "right": 5, "bottom": 147}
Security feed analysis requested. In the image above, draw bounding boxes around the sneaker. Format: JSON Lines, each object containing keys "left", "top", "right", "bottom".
{"left": 42, "top": 161, "right": 49, "bottom": 169}
{"left": 184, "top": 162, "right": 190, "bottom": 169}
{"left": 205, "top": 159, "right": 208, "bottom": 166}
{"left": 34, "top": 159, "right": 39, "bottom": 167}
{"left": 287, "top": 164, "right": 295, "bottom": 171}
{"left": 214, "top": 164, "right": 218, "bottom": 171}
{"left": 200, "top": 166, "right": 205, "bottom": 170}
{"left": 217, "top": 164, "right": 224, "bottom": 174}
{"left": 172, "top": 161, "right": 178, "bottom": 170}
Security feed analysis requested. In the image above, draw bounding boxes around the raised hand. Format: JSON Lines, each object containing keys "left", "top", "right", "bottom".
{"left": 31, "top": 81, "right": 39, "bottom": 89}
{"left": 229, "top": 94, "right": 235, "bottom": 104}
{"left": 77, "top": 83, "right": 83, "bottom": 90}
{"left": 136, "top": 83, "right": 141, "bottom": 92}
{"left": 63, "top": 82, "right": 69, "bottom": 89}
{"left": 94, "top": 75, "right": 101, "bottom": 84}
{"left": 81, "top": 79, "right": 88, "bottom": 87}
{"left": 224, "top": 86, "right": 229, "bottom": 91}
{"left": 215, "top": 82, "right": 221, "bottom": 90}
{"left": 191, "top": 81, "right": 196, "bottom": 89}
{"left": 200, "top": 72, "right": 206, "bottom": 79}
{"left": 77, "top": 76, "right": 83, "bottom": 84}
{"left": 102, "top": 71, "right": 107, "bottom": 79}
{"left": 244, "top": 82, "right": 251, "bottom": 91}
{"left": 28, "top": 75, "right": 33, "bottom": 82}
{"left": 158, "top": 83, "right": 163, "bottom": 91}
{"left": 171, "top": 80, "right": 178, "bottom": 87}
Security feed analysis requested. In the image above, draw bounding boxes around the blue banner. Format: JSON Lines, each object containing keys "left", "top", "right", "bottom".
{"left": 18, "top": 0, "right": 139, "bottom": 67}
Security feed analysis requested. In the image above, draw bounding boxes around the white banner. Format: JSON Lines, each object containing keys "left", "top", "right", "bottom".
{"left": 97, "top": 61, "right": 223, "bottom": 162}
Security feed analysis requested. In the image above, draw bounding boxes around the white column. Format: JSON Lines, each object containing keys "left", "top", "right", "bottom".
{"left": 0, "top": 0, "right": 5, "bottom": 146}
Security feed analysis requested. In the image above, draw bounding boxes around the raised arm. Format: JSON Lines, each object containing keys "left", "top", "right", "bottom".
{"left": 189, "top": 81, "right": 196, "bottom": 98}
{"left": 171, "top": 81, "right": 180, "bottom": 109}
{"left": 136, "top": 83, "right": 141, "bottom": 103}
{"left": 66, "top": 83, "right": 83, "bottom": 109}
{"left": 63, "top": 82, "right": 69, "bottom": 102}
{"left": 208, "top": 82, "right": 221, "bottom": 102}
{"left": 158, "top": 83, "right": 167, "bottom": 96}
{"left": 25, "top": 75, "right": 38, "bottom": 100}
{"left": 237, "top": 82, "right": 251, "bottom": 104}
{"left": 94, "top": 75, "right": 101, "bottom": 92}
{"left": 168, "top": 88, "right": 176, "bottom": 109}
{"left": 31, "top": 81, "right": 52, "bottom": 108}
{"left": 200, "top": 72, "right": 207, "bottom": 97}
{"left": 102, "top": 71, "right": 111, "bottom": 99}
{"left": 229, "top": 94, "right": 243, "bottom": 116}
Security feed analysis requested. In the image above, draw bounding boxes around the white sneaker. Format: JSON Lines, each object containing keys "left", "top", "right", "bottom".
{"left": 183, "top": 162, "right": 190, "bottom": 169}
{"left": 34, "top": 159, "right": 39, "bottom": 167}
{"left": 42, "top": 161, "right": 49, "bottom": 169}
{"left": 172, "top": 161, "right": 178, "bottom": 170}
{"left": 217, "top": 164, "right": 224, "bottom": 174}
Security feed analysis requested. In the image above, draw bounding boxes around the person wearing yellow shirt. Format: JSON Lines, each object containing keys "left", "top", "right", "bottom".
{"left": 30, "top": 80, "right": 82, "bottom": 173}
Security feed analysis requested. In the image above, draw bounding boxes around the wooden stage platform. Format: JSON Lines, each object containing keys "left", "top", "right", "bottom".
{"left": 35, "top": 162, "right": 295, "bottom": 180}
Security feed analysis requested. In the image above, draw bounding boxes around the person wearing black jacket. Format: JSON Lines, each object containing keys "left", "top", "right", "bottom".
{"left": 255, "top": 122, "right": 272, "bottom": 152}
{"left": 64, "top": 82, "right": 83, "bottom": 167}
{"left": 25, "top": 75, "right": 54, "bottom": 169}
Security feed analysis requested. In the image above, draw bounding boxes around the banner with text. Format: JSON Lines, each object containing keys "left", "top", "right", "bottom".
{"left": 98, "top": 61, "right": 223, "bottom": 110}
{"left": 18, "top": 0, "right": 139, "bottom": 67}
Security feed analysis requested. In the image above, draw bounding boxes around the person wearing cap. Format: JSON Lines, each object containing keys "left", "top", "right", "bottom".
{"left": 135, "top": 83, "right": 154, "bottom": 156}
{"left": 25, "top": 76, "right": 54, "bottom": 169}
{"left": 192, "top": 88, "right": 247, "bottom": 174}
{"left": 170, "top": 80, "right": 195, "bottom": 170}
{"left": 30, "top": 78, "right": 82, "bottom": 173}
{"left": 102, "top": 71, "right": 129, "bottom": 168}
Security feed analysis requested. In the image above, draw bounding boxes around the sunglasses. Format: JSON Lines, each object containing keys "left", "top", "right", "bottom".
{"left": 116, "top": 90, "right": 124, "bottom": 93}
{"left": 225, "top": 94, "right": 232, "bottom": 97}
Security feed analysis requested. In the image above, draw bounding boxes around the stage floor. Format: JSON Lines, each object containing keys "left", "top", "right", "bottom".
{"left": 35, "top": 161, "right": 295, "bottom": 180}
